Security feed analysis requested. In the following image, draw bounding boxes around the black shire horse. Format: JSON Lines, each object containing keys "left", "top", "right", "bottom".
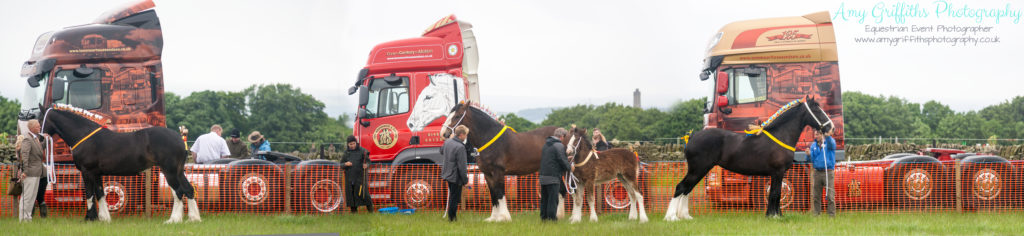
{"left": 441, "top": 102, "right": 558, "bottom": 222}
{"left": 665, "top": 96, "right": 834, "bottom": 220}
{"left": 39, "top": 105, "right": 199, "bottom": 223}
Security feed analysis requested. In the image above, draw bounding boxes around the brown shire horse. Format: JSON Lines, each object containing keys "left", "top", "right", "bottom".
{"left": 665, "top": 96, "right": 833, "bottom": 220}
{"left": 39, "top": 105, "right": 198, "bottom": 223}
{"left": 562, "top": 126, "right": 648, "bottom": 223}
{"left": 441, "top": 102, "right": 558, "bottom": 222}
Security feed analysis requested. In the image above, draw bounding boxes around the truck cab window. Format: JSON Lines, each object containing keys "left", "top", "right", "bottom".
{"left": 365, "top": 77, "right": 410, "bottom": 118}
{"left": 726, "top": 68, "right": 767, "bottom": 104}
{"left": 54, "top": 69, "right": 102, "bottom": 110}
{"left": 22, "top": 73, "right": 50, "bottom": 111}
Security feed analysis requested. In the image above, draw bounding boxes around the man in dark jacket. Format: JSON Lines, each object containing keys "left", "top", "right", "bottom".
{"left": 440, "top": 125, "right": 469, "bottom": 222}
{"left": 226, "top": 129, "right": 248, "bottom": 159}
{"left": 539, "top": 127, "right": 573, "bottom": 221}
{"left": 342, "top": 135, "right": 372, "bottom": 213}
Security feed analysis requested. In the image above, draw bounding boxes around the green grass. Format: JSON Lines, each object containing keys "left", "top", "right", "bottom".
{"left": 3, "top": 210, "right": 1024, "bottom": 235}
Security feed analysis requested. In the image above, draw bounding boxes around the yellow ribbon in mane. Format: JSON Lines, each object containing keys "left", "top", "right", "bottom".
{"left": 71, "top": 127, "right": 102, "bottom": 151}
{"left": 477, "top": 125, "right": 516, "bottom": 152}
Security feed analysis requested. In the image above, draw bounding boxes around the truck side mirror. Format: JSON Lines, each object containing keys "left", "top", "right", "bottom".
{"left": 716, "top": 95, "right": 728, "bottom": 108}
{"left": 357, "top": 85, "right": 369, "bottom": 107}
{"left": 51, "top": 77, "right": 66, "bottom": 101}
{"left": 357, "top": 108, "right": 370, "bottom": 127}
{"left": 716, "top": 71, "right": 729, "bottom": 95}
{"left": 347, "top": 86, "right": 357, "bottom": 95}
{"left": 27, "top": 77, "right": 40, "bottom": 88}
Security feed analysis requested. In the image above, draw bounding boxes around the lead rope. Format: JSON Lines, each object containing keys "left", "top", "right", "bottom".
{"left": 44, "top": 134, "right": 55, "bottom": 184}
{"left": 565, "top": 135, "right": 582, "bottom": 195}
{"left": 40, "top": 107, "right": 57, "bottom": 184}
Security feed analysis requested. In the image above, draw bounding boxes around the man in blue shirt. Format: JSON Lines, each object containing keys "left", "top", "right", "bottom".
{"left": 808, "top": 129, "right": 836, "bottom": 217}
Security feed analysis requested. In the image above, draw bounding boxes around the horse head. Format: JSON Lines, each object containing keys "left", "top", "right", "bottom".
{"left": 440, "top": 101, "right": 500, "bottom": 146}
{"left": 801, "top": 96, "right": 834, "bottom": 133}
{"left": 563, "top": 125, "right": 592, "bottom": 158}
{"left": 407, "top": 74, "right": 466, "bottom": 132}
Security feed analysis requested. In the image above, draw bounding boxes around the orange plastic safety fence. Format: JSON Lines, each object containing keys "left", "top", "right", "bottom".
{"left": 2, "top": 160, "right": 1023, "bottom": 219}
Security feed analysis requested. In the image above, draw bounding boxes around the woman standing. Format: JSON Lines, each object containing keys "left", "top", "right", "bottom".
{"left": 342, "top": 135, "right": 373, "bottom": 213}
{"left": 592, "top": 128, "right": 610, "bottom": 151}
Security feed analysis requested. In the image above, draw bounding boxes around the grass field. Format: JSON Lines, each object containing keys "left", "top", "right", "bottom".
{"left": 3, "top": 210, "right": 1024, "bottom": 235}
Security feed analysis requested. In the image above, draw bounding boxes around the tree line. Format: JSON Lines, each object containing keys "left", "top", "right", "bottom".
{"left": 509, "top": 92, "right": 1024, "bottom": 144}
{"left": 0, "top": 89, "right": 1020, "bottom": 148}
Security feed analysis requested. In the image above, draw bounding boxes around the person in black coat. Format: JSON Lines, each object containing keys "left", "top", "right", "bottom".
{"left": 539, "top": 128, "right": 573, "bottom": 221}
{"left": 440, "top": 125, "right": 470, "bottom": 222}
{"left": 342, "top": 135, "right": 373, "bottom": 213}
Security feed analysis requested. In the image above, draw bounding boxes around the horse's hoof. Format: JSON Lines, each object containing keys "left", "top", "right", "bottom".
{"left": 639, "top": 217, "right": 649, "bottom": 223}
{"left": 164, "top": 219, "right": 182, "bottom": 224}
{"left": 589, "top": 216, "right": 598, "bottom": 222}
{"left": 664, "top": 215, "right": 679, "bottom": 221}
{"left": 188, "top": 217, "right": 202, "bottom": 223}
{"left": 570, "top": 218, "right": 580, "bottom": 224}
{"left": 681, "top": 214, "right": 693, "bottom": 220}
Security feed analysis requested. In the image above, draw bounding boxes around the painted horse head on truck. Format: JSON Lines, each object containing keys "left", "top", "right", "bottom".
{"left": 347, "top": 15, "right": 480, "bottom": 209}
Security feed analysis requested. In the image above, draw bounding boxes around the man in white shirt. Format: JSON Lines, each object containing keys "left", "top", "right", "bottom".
{"left": 190, "top": 124, "right": 231, "bottom": 164}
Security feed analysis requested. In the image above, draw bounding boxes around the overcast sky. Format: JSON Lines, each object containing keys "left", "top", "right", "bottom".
{"left": 1, "top": 0, "right": 1021, "bottom": 118}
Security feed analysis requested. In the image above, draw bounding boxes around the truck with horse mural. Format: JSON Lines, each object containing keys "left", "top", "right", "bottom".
{"left": 348, "top": 15, "right": 650, "bottom": 216}
{"left": 17, "top": 0, "right": 346, "bottom": 216}
{"left": 695, "top": 11, "right": 1017, "bottom": 213}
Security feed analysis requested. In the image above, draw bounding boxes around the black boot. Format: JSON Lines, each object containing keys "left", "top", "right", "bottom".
{"left": 366, "top": 204, "right": 374, "bottom": 213}
{"left": 39, "top": 203, "right": 48, "bottom": 218}
{"left": 350, "top": 207, "right": 359, "bottom": 213}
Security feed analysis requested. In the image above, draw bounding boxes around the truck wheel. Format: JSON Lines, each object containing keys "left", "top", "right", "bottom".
{"left": 887, "top": 158, "right": 943, "bottom": 208}
{"left": 102, "top": 178, "right": 139, "bottom": 214}
{"left": 226, "top": 160, "right": 284, "bottom": 212}
{"left": 961, "top": 156, "right": 1013, "bottom": 211}
{"left": 394, "top": 164, "right": 443, "bottom": 209}
{"left": 752, "top": 177, "right": 795, "bottom": 210}
{"left": 293, "top": 160, "right": 343, "bottom": 213}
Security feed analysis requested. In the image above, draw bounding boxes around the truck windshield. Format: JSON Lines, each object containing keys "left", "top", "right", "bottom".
{"left": 365, "top": 77, "right": 410, "bottom": 118}
{"left": 53, "top": 69, "right": 102, "bottom": 110}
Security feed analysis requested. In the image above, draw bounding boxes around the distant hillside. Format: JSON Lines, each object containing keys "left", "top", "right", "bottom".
{"left": 515, "top": 107, "right": 555, "bottom": 124}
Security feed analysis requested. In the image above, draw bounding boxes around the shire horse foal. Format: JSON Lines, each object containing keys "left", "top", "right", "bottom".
{"left": 665, "top": 96, "right": 834, "bottom": 220}
{"left": 39, "top": 105, "right": 199, "bottom": 223}
{"left": 562, "top": 126, "right": 648, "bottom": 223}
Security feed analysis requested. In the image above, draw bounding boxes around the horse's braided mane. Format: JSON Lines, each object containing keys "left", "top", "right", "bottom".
{"left": 467, "top": 102, "right": 500, "bottom": 122}
{"left": 52, "top": 104, "right": 108, "bottom": 125}
{"left": 760, "top": 98, "right": 804, "bottom": 130}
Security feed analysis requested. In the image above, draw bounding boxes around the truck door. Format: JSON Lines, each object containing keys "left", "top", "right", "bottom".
{"left": 719, "top": 66, "right": 768, "bottom": 131}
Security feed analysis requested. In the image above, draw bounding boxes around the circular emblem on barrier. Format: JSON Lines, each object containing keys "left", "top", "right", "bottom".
{"left": 763, "top": 178, "right": 793, "bottom": 209}
{"left": 973, "top": 168, "right": 1001, "bottom": 200}
{"left": 448, "top": 44, "right": 458, "bottom": 56}
{"left": 372, "top": 124, "right": 398, "bottom": 149}
{"left": 404, "top": 179, "right": 432, "bottom": 209}
{"left": 311, "top": 179, "right": 343, "bottom": 212}
{"left": 240, "top": 173, "right": 268, "bottom": 205}
{"left": 604, "top": 180, "right": 632, "bottom": 209}
{"left": 903, "top": 168, "right": 932, "bottom": 200}
{"left": 103, "top": 182, "right": 127, "bottom": 212}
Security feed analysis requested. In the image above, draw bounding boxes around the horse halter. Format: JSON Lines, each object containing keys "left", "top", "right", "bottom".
{"left": 803, "top": 101, "right": 833, "bottom": 132}
{"left": 442, "top": 109, "right": 468, "bottom": 136}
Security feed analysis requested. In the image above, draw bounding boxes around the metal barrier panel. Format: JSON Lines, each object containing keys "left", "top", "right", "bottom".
{"left": 0, "top": 160, "right": 1022, "bottom": 218}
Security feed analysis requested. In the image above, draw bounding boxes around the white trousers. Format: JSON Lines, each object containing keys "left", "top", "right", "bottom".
{"left": 19, "top": 177, "right": 40, "bottom": 222}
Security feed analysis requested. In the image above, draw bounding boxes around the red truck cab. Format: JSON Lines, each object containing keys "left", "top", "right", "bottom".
{"left": 348, "top": 15, "right": 479, "bottom": 208}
